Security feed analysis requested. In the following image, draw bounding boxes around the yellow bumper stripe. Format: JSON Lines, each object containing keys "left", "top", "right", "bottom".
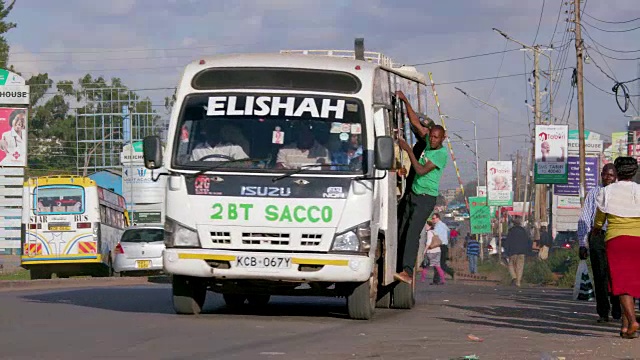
{"left": 178, "top": 253, "right": 236, "bottom": 261}
{"left": 292, "top": 258, "right": 349, "bottom": 266}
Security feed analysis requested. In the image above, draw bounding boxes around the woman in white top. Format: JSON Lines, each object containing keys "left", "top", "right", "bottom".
{"left": 420, "top": 221, "right": 447, "bottom": 284}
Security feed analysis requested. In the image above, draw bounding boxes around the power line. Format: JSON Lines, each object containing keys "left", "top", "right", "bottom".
{"left": 583, "top": 12, "right": 640, "bottom": 24}
{"left": 532, "top": 0, "right": 546, "bottom": 44}
{"left": 483, "top": 39, "right": 509, "bottom": 105}
{"left": 408, "top": 48, "right": 521, "bottom": 66}
{"left": 434, "top": 67, "right": 571, "bottom": 86}
{"left": 548, "top": 0, "right": 565, "bottom": 46}
{"left": 583, "top": 18, "right": 640, "bottom": 33}
{"left": 586, "top": 46, "right": 640, "bottom": 61}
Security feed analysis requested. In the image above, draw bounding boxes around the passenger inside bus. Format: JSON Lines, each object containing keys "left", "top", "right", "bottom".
{"left": 330, "top": 133, "right": 363, "bottom": 171}
{"left": 275, "top": 125, "right": 330, "bottom": 169}
{"left": 190, "top": 121, "right": 249, "bottom": 162}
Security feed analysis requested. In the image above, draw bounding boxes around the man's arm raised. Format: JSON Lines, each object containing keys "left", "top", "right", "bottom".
{"left": 396, "top": 90, "right": 429, "bottom": 140}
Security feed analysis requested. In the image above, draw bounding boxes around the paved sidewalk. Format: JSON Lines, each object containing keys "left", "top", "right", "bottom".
{"left": 361, "top": 283, "right": 640, "bottom": 360}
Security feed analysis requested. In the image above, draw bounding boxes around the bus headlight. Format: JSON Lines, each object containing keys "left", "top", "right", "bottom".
{"left": 330, "top": 222, "right": 371, "bottom": 253}
{"left": 164, "top": 218, "right": 200, "bottom": 248}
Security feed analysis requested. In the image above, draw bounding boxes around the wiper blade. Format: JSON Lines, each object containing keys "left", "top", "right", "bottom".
{"left": 188, "top": 158, "right": 264, "bottom": 177}
{"left": 272, "top": 164, "right": 350, "bottom": 182}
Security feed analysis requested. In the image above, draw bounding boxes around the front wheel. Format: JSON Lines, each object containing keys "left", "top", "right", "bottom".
{"left": 347, "top": 266, "right": 378, "bottom": 320}
{"left": 172, "top": 275, "right": 207, "bottom": 315}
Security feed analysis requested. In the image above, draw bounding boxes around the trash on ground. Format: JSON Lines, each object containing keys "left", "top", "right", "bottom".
{"left": 467, "top": 334, "right": 483, "bottom": 342}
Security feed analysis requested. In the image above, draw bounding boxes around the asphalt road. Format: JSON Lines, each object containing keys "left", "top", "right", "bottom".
{"left": 1, "top": 280, "right": 639, "bottom": 360}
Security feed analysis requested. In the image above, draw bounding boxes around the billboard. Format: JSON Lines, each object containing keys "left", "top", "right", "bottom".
{"left": 553, "top": 156, "right": 599, "bottom": 196}
{"left": 0, "top": 107, "right": 27, "bottom": 167}
{"left": 486, "top": 161, "right": 513, "bottom": 206}
{"left": 535, "top": 125, "right": 568, "bottom": 184}
{"left": 610, "top": 132, "right": 627, "bottom": 161}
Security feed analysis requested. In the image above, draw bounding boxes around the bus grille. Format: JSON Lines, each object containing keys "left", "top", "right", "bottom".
{"left": 210, "top": 231, "right": 231, "bottom": 244}
{"left": 242, "top": 232, "right": 290, "bottom": 246}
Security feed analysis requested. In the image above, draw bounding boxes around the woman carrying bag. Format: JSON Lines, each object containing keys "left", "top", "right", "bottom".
{"left": 592, "top": 157, "right": 640, "bottom": 339}
{"left": 420, "top": 221, "right": 446, "bottom": 284}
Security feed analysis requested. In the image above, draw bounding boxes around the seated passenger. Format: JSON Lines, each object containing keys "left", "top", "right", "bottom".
{"left": 331, "top": 134, "right": 363, "bottom": 170}
{"left": 190, "top": 123, "right": 249, "bottom": 161}
{"left": 276, "top": 125, "right": 330, "bottom": 169}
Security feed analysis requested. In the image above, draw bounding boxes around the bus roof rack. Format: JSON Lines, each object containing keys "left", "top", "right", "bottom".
{"left": 279, "top": 49, "right": 396, "bottom": 68}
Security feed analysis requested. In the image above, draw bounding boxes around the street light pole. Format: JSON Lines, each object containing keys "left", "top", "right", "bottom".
{"left": 444, "top": 115, "right": 479, "bottom": 189}
{"left": 454, "top": 87, "right": 501, "bottom": 161}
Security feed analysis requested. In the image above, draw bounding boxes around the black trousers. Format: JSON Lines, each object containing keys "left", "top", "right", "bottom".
{"left": 397, "top": 191, "right": 437, "bottom": 275}
{"left": 589, "top": 231, "right": 621, "bottom": 319}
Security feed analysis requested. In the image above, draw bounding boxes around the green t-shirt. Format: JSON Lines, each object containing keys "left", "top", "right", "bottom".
{"left": 411, "top": 138, "right": 448, "bottom": 196}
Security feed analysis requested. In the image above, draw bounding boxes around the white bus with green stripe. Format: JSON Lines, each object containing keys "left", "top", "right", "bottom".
{"left": 143, "top": 48, "right": 429, "bottom": 319}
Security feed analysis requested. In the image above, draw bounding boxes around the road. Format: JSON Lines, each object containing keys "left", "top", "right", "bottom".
{"left": 1, "top": 281, "right": 639, "bottom": 360}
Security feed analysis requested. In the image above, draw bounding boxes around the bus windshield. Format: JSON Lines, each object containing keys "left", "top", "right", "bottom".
{"left": 173, "top": 93, "right": 366, "bottom": 173}
{"left": 35, "top": 185, "right": 85, "bottom": 215}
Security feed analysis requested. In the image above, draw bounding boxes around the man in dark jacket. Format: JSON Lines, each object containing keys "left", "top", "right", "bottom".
{"left": 505, "top": 216, "right": 532, "bottom": 287}
{"left": 538, "top": 226, "right": 553, "bottom": 260}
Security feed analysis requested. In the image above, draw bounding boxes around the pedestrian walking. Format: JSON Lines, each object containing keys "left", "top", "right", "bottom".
{"left": 504, "top": 216, "right": 532, "bottom": 287}
{"left": 419, "top": 221, "right": 446, "bottom": 284}
{"left": 538, "top": 226, "right": 553, "bottom": 261}
{"left": 577, "top": 163, "right": 620, "bottom": 323}
{"left": 394, "top": 90, "right": 448, "bottom": 285}
{"left": 432, "top": 213, "right": 455, "bottom": 283}
{"left": 466, "top": 236, "right": 480, "bottom": 274}
{"left": 592, "top": 157, "right": 640, "bottom": 339}
{"left": 450, "top": 228, "right": 459, "bottom": 248}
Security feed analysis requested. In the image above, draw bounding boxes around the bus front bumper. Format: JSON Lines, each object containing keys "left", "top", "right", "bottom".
{"left": 163, "top": 249, "right": 373, "bottom": 283}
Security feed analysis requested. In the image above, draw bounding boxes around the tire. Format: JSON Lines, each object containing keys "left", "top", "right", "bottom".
{"left": 172, "top": 275, "right": 207, "bottom": 315}
{"left": 30, "top": 268, "right": 52, "bottom": 280}
{"left": 247, "top": 295, "right": 271, "bottom": 307}
{"left": 375, "top": 290, "right": 391, "bottom": 308}
{"left": 347, "top": 264, "right": 378, "bottom": 320}
{"left": 391, "top": 272, "right": 416, "bottom": 309}
{"left": 223, "top": 294, "right": 247, "bottom": 309}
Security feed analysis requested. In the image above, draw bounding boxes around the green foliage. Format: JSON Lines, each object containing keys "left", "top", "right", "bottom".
{"left": 523, "top": 259, "right": 555, "bottom": 285}
{"left": 0, "top": 0, "right": 15, "bottom": 69}
{"left": 477, "top": 257, "right": 512, "bottom": 285}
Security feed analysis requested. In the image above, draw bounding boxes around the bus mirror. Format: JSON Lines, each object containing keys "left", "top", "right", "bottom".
{"left": 374, "top": 136, "right": 394, "bottom": 170}
{"left": 143, "top": 136, "right": 163, "bottom": 170}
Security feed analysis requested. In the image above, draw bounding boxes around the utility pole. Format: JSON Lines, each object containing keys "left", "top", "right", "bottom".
{"left": 515, "top": 150, "right": 522, "bottom": 201}
{"left": 574, "top": 0, "right": 587, "bottom": 206}
{"left": 522, "top": 146, "right": 533, "bottom": 225}
{"left": 533, "top": 48, "right": 544, "bottom": 235}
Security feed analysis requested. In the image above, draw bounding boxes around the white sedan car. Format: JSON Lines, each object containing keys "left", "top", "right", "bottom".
{"left": 113, "top": 226, "right": 165, "bottom": 275}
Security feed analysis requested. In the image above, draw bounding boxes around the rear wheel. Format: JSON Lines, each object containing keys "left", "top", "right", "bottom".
{"left": 347, "top": 264, "right": 378, "bottom": 320}
{"left": 172, "top": 275, "right": 206, "bottom": 315}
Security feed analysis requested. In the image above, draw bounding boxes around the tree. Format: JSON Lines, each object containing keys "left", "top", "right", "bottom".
{"left": 454, "top": 181, "right": 477, "bottom": 203}
{"left": 0, "top": 1, "right": 15, "bottom": 69}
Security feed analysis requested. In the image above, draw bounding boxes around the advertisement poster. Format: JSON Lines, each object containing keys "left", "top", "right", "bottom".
{"left": 486, "top": 161, "right": 513, "bottom": 206}
{"left": 610, "top": 132, "right": 627, "bottom": 161}
{"left": 476, "top": 186, "right": 487, "bottom": 197}
{"left": 535, "top": 125, "right": 568, "bottom": 184}
{"left": 469, "top": 196, "right": 491, "bottom": 234}
{"left": 0, "top": 107, "right": 27, "bottom": 167}
{"left": 554, "top": 156, "right": 599, "bottom": 196}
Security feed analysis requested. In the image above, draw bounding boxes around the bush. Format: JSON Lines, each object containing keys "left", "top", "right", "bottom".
{"left": 523, "top": 259, "right": 555, "bottom": 285}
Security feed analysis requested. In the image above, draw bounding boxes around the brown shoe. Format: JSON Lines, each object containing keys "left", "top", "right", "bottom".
{"left": 394, "top": 271, "right": 413, "bottom": 285}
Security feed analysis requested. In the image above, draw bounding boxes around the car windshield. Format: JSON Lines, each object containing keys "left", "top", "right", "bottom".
{"left": 172, "top": 93, "right": 366, "bottom": 173}
{"left": 121, "top": 228, "right": 164, "bottom": 243}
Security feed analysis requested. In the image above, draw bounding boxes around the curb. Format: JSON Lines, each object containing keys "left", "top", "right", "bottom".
{"left": 0, "top": 277, "right": 155, "bottom": 292}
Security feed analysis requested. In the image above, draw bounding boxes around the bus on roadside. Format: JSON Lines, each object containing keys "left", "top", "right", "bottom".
{"left": 142, "top": 47, "right": 430, "bottom": 319}
{"left": 21, "top": 175, "right": 129, "bottom": 279}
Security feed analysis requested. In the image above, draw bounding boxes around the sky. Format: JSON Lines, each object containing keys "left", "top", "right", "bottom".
{"left": 7, "top": 0, "right": 640, "bottom": 189}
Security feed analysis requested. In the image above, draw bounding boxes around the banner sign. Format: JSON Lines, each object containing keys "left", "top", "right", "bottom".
{"left": 553, "top": 156, "right": 599, "bottom": 196}
{"left": 486, "top": 161, "right": 513, "bottom": 206}
{"left": 469, "top": 196, "right": 491, "bottom": 234}
{"left": 535, "top": 125, "right": 569, "bottom": 184}
{"left": 0, "top": 107, "right": 27, "bottom": 167}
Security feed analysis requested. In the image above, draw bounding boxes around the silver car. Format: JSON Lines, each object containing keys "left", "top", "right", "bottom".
{"left": 113, "top": 226, "right": 165, "bottom": 275}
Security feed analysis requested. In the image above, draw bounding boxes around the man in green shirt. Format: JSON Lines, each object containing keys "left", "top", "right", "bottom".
{"left": 395, "top": 90, "right": 449, "bottom": 284}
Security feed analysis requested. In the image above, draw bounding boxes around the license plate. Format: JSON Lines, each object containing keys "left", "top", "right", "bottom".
{"left": 49, "top": 226, "right": 71, "bottom": 231}
{"left": 236, "top": 256, "right": 291, "bottom": 269}
{"left": 137, "top": 260, "right": 151, "bottom": 269}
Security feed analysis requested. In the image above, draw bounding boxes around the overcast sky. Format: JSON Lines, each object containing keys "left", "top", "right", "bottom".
{"left": 7, "top": 0, "right": 640, "bottom": 189}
